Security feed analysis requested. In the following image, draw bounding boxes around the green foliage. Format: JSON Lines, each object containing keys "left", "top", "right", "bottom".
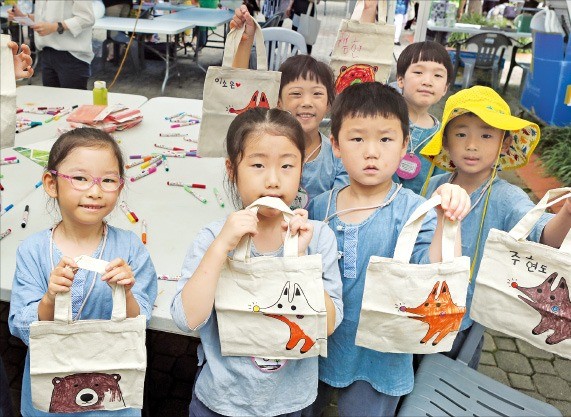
{"left": 447, "top": 13, "right": 511, "bottom": 45}
{"left": 537, "top": 126, "right": 571, "bottom": 186}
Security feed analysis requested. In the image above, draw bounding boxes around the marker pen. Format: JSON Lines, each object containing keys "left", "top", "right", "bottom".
{"left": 21, "top": 205, "right": 29, "bottom": 228}
{"left": 184, "top": 186, "right": 207, "bottom": 204}
{"left": 167, "top": 181, "right": 206, "bottom": 189}
{"left": 154, "top": 144, "right": 184, "bottom": 151}
{"left": 0, "top": 203, "right": 14, "bottom": 216}
{"left": 141, "top": 220, "right": 147, "bottom": 245}
{"left": 119, "top": 202, "right": 136, "bottom": 223}
{"left": 121, "top": 201, "right": 139, "bottom": 222}
{"left": 130, "top": 166, "right": 157, "bottom": 182}
{"left": 213, "top": 188, "right": 225, "bottom": 208}
{"left": 0, "top": 159, "right": 19, "bottom": 165}
{"left": 0, "top": 229, "right": 11, "bottom": 241}
{"left": 162, "top": 155, "right": 169, "bottom": 172}
{"left": 171, "top": 121, "right": 199, "bottom": 128}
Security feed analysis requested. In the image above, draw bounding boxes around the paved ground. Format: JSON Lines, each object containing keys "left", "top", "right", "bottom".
{"left": 3, "top": 2, "right": 570, "bottom": 416}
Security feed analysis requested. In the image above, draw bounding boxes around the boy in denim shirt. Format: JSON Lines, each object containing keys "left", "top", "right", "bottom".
{"left": 304, "top": 82, "right": 471, "bottom": 417}
{"left": 422, "top": 86, "right": 571, "bottom": 368}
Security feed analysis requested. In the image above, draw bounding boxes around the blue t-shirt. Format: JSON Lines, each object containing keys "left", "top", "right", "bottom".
{"left": 426, "top": 174, "right": 553, "bottom": 330}
{"left": 393, "top": 115, "right": 445, "bottom": 195}
{"left": 9, "top": 225, "right": 158, "bottom": 417}
{"left": 309, "top": 183, "right": 435, "bottom": 396}
{"left": 171, "top": 218, "right": 343, "bottom": 416}
{"left": 295, "top": 133, "right": 349, "bottom": 209}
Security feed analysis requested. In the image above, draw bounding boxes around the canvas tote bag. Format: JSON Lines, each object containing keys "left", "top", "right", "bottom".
{"left": 329, "top": 0, "right": 395, "bottom": 94}
{"left": 355, "top": 195, "right": 471, "bottom": 354}
{"left": 471, "top": 188, "right": 571, "bottom": 359}
{"left": 292, "top": 2, "right": 321, "bottom": 46}
{"left": 197, "top": 21, "right": 281, "bottom": 157}
{"left": 29, "top": 285, "right": 147, "bottom": 412}
{"left": 1, "top": 34, "right": 17, "bottom": 149}
{"left": 215, "top": 196, "right": 327, "bottom": 359}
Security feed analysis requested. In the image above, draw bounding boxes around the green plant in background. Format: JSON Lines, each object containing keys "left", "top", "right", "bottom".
{"left": 536, "top": 126, "right": 571, "bottom": 186}
{"left": 447, "top": 13, "right": 510, "bottom": 45}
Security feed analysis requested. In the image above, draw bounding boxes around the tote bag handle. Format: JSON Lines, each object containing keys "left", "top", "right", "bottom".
{"left": 233, "top": 196, "right": 299, "bottom": 261}
{"left": 54, "top": 284, "right": 127, "bottom": 324}
{"left": 393, "top": 195, "right": 459, "bottom": 264}
{"left": 351, "top": 0, "right": 388, "bottom": 23}
{"left": 222, "top": 19, "right": 267, "bottom": 70}
{"left": 509, "top": 187, "right": 571, "bottom": 253}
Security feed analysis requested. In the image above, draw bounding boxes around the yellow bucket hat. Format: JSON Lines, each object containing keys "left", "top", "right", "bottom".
{"left": 420, "top": 86, "right": 540, "bottom": 172}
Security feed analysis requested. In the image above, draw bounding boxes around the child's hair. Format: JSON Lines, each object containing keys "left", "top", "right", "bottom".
{"left": 396, "top": 41, "right": 454, "bottom": 87}
{"left": 46, "top": 127, "right": 125, "bottom": 179}
{"left": 225, "top": 107, "right": 305, "bottom": 207}
{"left": 278, "top": 55, "right": 336, "bottom": 107}
{"left": 330, "top": 82, "right": 410, "bottom": 142}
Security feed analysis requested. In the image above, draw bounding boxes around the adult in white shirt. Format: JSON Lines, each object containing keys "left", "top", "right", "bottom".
{"left": 8, "top": 1, "right": 95, "bottom": 90}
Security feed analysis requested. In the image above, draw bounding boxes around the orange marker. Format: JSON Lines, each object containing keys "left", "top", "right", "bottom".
{"left": 141, "top": 220, "right": 147, "bottom": 244}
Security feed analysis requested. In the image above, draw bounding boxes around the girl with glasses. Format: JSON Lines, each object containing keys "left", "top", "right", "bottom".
{"left": 9, "top": 127, "right": 157, "bottom": 417}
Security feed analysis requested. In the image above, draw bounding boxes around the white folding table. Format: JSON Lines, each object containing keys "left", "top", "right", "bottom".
{"left": 1, "top": 96, "right": 232, "bottom": 337}
{"left": 93, "top": 17, "right": 195, "bottom": 93}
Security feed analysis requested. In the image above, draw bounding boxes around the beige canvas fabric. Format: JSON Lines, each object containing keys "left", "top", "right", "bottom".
{"left": 215, "top": 197, "right": 327, "bottom": 359}
{"left": 293, "top": 2, "right": 321, "bottom": 45}
{"left": 471, "top": 188, "right": 571, "bottom": 360}
{"left": 1, "top": 35, "right": 16, "bottom": 149}
{"left": 197, "top": 22, "right": 281, "bottom": 157}
{"left": 330, "top": 0, "right": 395, "bottom": 95}
{"left": 356, "top": 196, "right": 470, "bottom": 354}
{"left": 29, "top": 285, "right": 147, "bottom": 412}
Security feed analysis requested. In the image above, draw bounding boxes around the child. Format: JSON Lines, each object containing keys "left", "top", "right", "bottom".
{"left": 421, "top": 86, "right": 571, "bottom": 368}
{"left": 362, "top": 2, "right": 452, "bottom": 195}
{"left": 231, "top": 6, "right": 349, "bottom": 209}
{"left": 394, "top": 41, "right": 453, "bottom": 195}
{"left": 8, "top": 128, "right": 158, "bottom": 417}
{"left": 170, "top": 108, "right": 344, "bottom": 417}
{"left": 304, "top": 82, "right": 471, "bottom": 417}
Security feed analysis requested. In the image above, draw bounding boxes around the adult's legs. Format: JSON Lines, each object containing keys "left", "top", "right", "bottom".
{"left": 394, "top": 13, "right": 405, "bottom": 44}
{"left": 40, "top": 48, "right": 61, "bottom": 88}
{"left": 0, "top": 357, "right": 14, "bottom": 417}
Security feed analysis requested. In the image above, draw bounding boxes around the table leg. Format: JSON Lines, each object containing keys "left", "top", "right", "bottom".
{"left": 161, "top": 34, "right": 171, "bottom": 94}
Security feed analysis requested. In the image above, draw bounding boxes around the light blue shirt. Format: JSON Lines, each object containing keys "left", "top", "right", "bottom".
{"left": 426, "top": 174, "right": 553, "bottom": 330}
{"left": 9, "top": 225, "right": 158, "bottom": 417}
{"left": 170, "top": 218, "right": 343, "bottom": 417}
{"left": 297, "top": 133, "right": 349, "bottom": 209}
{"left": 393, "top": 115, "right": 445, "bottom": 195}
{"left": 309, "top": 183, "right": 436, "bottom": 396}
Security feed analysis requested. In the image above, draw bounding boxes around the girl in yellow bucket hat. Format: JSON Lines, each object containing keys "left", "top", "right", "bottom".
{"left": 420, "top": 86, "right": 571, "bottom": 369}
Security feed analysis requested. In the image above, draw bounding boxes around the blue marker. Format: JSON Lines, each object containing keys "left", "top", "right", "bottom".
{"left": 34, "top": 180, "right": 43, "bottom": 188}
{"left": 0, "top": 203, "right": 14, "bottom": 216}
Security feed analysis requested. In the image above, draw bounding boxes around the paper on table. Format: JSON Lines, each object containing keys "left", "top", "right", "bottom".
{"left": 74, "top": 255, "right": 109, "bottom": 274}
{"left": 14, "top": 16, "right": 34, "bottom": 26}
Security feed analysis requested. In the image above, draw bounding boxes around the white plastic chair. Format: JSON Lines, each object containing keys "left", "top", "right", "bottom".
{"left": 260, "top": 27, "right": 308, "bottom": 71}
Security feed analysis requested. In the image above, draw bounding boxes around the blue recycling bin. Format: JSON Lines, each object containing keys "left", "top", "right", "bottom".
{"left": 521, "top": 31, "right": 571, "bottom": 126}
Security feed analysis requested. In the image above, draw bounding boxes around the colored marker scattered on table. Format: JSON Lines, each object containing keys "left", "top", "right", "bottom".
{"left": 119, "top": 202, "right": 136, "bottom": 223}
{"left": 34, "top": 180, "right": 43, "bottom": 188}
{"left": 141, "top": 220, "right": 147, "bottom": 245}
{"left": 154, "top": 144, "right": 184, "bottom": 151}
{"left": 213, "top": 188, "right": 225, "bottom": 208}
{"left": 157, "top": 274, "right": 181, "bottom": 281}
{"left": 21, "top": 205, "right": 29, "bottom": 228}
{"left": 0, "top": 159, "right": 19, "bottom": 165}
{"left": 130, "top": 166, "right": 157, "bottom": 182}
{"left": 162, "top": 155, "right": 169, "bottom": 172}
{"left": 0, "top": 229, "right": 11, "bottom": 241}
{"left": 121, "top": 201, "right": 139, "bottom": 222}
{"left": 184, "top": 185, "right": 207, "bottom": 204}
{"left": 167, "top": 181, "right": 206, "bottom": 189}
{"left": 0, "top": 203, "right": 14, "bottom": 216}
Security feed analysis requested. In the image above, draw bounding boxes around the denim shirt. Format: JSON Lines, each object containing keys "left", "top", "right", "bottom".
{"left": 393, "top": 115, "right": 445, "bottom": 195}
{"left": 9, "top": 225, "right": 158, "bottom": 417}
{"left": 309, "top": 183, "right": 436, "bottom": 396}
{"left": 426, "top": 174, "right": 553, "bottom": 330}
{"left": 298, "top": 133, "right": 349, "bottom": 209}
{"left": 170, "top": 218, "right": 343, "bottom": 417}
